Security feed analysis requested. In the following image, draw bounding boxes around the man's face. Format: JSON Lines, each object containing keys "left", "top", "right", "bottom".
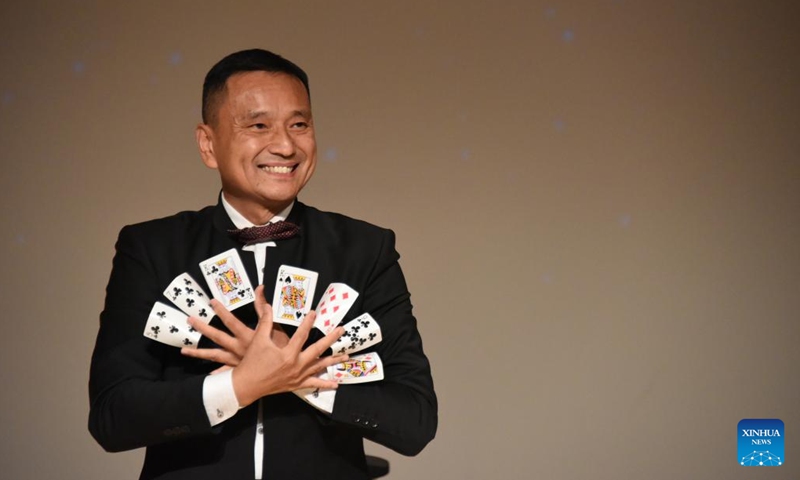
{"left": 197, "top": 71, "right": 316, "bottom": 221}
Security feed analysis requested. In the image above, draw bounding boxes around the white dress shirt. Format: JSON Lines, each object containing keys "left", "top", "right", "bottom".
{"left": 200, "top": 194, "right": 336, "bottom": 479}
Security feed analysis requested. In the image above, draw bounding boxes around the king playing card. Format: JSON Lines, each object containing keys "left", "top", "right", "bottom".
{"left": 199, "top": 249, "right": 255, "bottom": 311}
{"left": 272, "top": 265, "right": 318, "bottom": 327}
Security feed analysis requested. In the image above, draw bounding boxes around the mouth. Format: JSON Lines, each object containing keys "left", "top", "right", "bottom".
{"left": 258, "top": 164, "right": 298, "bottom": 174}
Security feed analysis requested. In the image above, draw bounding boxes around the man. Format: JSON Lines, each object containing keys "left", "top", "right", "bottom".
{"left": 89, "top": 49, "right": 437, "bottom": 480}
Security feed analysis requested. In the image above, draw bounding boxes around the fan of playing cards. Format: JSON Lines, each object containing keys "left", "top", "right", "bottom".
{"left": 143, "top": 249, "right": 385, "bottom": 387}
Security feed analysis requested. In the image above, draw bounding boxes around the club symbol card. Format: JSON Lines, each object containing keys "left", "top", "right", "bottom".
{"left": 143, "top": 301, "right": 201, "bottom": 349}
{"left": 314, "top": 283, "right": 359, "bottom": 334}
{"left": 199, "top": 249, "right": 255, "bottom": 311}
{"left": 163, "top": 273, "right": 213, "bottom": 322}
{"left": 327, "top": 352, "right": 384, "bottom": 384}
{"left": 330, "top": 313, "right": 381, "bottom": 355}
{"left": 272, "top": 265, "right": 318, "bottom": 327}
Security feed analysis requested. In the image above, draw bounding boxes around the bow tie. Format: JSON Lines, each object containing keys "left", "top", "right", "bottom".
{"left": 228, "top": 221, "right": 300, "bottom": 246}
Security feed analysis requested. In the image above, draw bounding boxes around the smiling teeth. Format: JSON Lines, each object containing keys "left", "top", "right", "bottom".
{"left": 260, "top": 165, "right": 293, "bottom": 173}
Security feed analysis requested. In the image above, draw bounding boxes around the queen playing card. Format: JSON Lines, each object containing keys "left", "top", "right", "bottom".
{"left": 199, "top": 249, "right": 255, "bottom": 311}
{"left": 272, "top": 265, "right": 318, "bottom": 327}
{"left": 327, "top": 352, "right": 384, "bottom": 384}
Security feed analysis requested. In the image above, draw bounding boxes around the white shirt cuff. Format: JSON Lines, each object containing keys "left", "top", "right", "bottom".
{"left": 202, "top": 369, "right": 241, "bottom": 426}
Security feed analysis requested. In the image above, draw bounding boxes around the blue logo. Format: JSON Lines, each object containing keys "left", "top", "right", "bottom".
{"left": 738, "top": 419, "right": 784, "bottom": 466}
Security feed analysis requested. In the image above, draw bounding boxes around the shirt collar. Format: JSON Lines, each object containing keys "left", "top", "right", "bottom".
{"left": 220, "top": 193, "right": 293, "bottom": 229}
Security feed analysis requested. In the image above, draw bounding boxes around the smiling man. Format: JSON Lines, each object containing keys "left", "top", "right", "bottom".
{"left": 89, "top": 49, "right": 437, "bottom": 480}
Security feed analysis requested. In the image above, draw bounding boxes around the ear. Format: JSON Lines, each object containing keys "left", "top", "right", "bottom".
{"left": 196, "top": 124, "right": 218, "bottom": 169}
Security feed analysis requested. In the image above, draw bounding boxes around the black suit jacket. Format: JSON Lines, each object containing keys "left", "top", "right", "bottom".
{"left": 89, "top": 200, "right": 437, "bottom": 480}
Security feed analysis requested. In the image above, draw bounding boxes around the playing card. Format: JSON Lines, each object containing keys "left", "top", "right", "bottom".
{"left": 199, "top": 249, "right": 255, "bottom": 311}
{"left": 327, "top": 352, "right": 384, "bottom": 384}
{"left": 271, "top": 265, "right": 318, "bottom": 327}
{"left": 143, "top": 301, "right": 201, "bottom": 349}
{"left": 164, "top": 273, "right": 214, "bottom": 322}
{"left": 294, "top": 371, "right": 337, "bottom": 413}
{"left": 329, "top": 313, "right": 382, "bottom": 355}
{"left": 314, "top": 283, "right": 359, "bottom": 334}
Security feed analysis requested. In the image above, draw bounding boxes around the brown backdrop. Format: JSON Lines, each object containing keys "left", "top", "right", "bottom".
{"left": 1, "top": 1, "right": 798, "bottom": 478}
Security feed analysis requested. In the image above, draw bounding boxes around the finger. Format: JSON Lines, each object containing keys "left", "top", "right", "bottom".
{"left": 210, "top": 299, "right": 254, "bottom": 341}
{"left": 181, "top": 346, "right": 241, "bottom": 366}
{"left": 303, "top": 326, "right": 346, "bottom": 360}
{"left": 250, "top": 300, "right": 276, "bottom": 343}
{"left": 187, "top": 317, "right": 240, "bottom": 355}
{"left": 311, "top": 354, "right": 349, "bottom": 374}
{"left": 253, "top": 285, "right": 270, "bottom": 319}
{"left": 288, "top": 310, "right": 316, "bottom": 349}
{"left": 299, "top": 377, "right": 340, "bottom": 391}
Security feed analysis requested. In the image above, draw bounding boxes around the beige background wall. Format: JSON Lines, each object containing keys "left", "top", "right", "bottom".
{"left": 1, "top": 1, "right": 798, "bottom": 478}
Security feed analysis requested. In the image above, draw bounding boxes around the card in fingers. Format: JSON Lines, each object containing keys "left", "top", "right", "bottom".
{"left": 314, "top": 283, "right": 359, "bottom": 334}
{"left": 330, "top": 313, "right": 381, "bottom": 355}
{"left": 327, "top": 352, "right": 384, "bottom": 384}
{"left": 199, "top": 249, "right": 255, "bottom": 311}
{"left": 164, "top": 273, "right": 214, "bottom": 323}
{"left": 143, "top": 301, "right": 201, "bottom": 349}
{"left": 272, "top": 265, "right": 318, "bottom": 327}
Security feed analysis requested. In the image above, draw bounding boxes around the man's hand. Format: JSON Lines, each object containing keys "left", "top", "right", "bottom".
{"left": 181, "top": 285, "right": 346, "bottom": 407}
{"left": 182, "top": 285, "right": 288, "bottom": 371}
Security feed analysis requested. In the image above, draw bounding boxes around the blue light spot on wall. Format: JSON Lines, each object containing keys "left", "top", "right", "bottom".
{"left": 562, "top": 29, "right": 575, "bottom": 43}
{"left": 541, "top": 273, "right": 554, "bottom": 284}
{"left": 324, "top": 147, "right": 338, "bottom": 162}
{"left": 169, "top": 51, "right": 183, "bottom": 65}
{"left": 72, "top": 61, "right": 86, "bottom": 74}
{"left": 460, "top": 148, "right": 471, "bottom": 161}
{"left": 618, "top": 214, "right": 632, "bottom": 228}
{"left": 1, "top": 91, "right": 14, "bottom": 105}
{"left": 14, "top": 233, "right": 26, "bottom": 245}
{"left": 553, "top": 118, "right": 566, "bottom": 132}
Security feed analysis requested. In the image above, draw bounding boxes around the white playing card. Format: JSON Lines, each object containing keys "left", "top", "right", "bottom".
{"left": 164, "top": 273, "right": 214, "bottom": 323}
{"left": 314, "top": 283, "right": 359, "bottom": 334}
{"left": 272, "top": 265, "right": 318, "bottom": 327}
{"left": 329, "top": 313, "right": 382, "bottom": 355}
{"left": 143, "top": 301, "right": 201, "bottom": 349}
{"left": 199, "top": 249, "right": 255, "bottom": 311}
{"left": 294, "top": 371, "right": 337, "bottom": 413}
{"left": 327, "top": 352, "right": 384, "bottom": 384}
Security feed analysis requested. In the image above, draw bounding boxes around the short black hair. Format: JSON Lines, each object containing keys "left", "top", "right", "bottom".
{"left": 201, "top": 49, "right": 310, "bottom": 125}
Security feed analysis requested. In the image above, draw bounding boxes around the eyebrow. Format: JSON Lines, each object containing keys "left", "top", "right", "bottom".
{"left": 243, "top": 109, "right": 311, "bottom": 120}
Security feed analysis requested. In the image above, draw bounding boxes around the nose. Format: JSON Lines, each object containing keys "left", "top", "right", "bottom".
{"left": 267, "top": 126, "right": 296, "bottom": 158}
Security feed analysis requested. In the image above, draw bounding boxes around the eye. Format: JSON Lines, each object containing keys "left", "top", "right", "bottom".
{"left": 291, "top": 121, "right": 310, "bottom": 130}
{"left": 251, "top": 123, "right": 267, "bottom": 130}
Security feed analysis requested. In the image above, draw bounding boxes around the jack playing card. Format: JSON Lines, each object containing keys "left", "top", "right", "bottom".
{"left": 143, "top": 301, "right": 201, "bottom": 349}
{"left": 272, "top": 265, "right": 318, "bottom": 327}
{"left": 164, "top": 273, "right": 213, "bottom": 322}
{"left": 327, "top": 352, "right": 384, "bottom": 384}
{"left": 314, "top": 283, "right": 359, "bottom": 334}
{"left": 329, "top": 313, "right": 382, "bottom": 355}
{"left": 199, "top": 249, "right": 255, "bottom": 311}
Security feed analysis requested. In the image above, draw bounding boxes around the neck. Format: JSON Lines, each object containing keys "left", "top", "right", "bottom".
{"left": 221, "top": 192, "right": 292, "bottom": 226}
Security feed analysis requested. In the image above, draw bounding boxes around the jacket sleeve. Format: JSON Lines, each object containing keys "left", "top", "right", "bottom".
{"left": 88, "top": 225, "right": 213, "bottom": 452}
{"left": 329, "top": 229, "right": 438, "bottom": 456}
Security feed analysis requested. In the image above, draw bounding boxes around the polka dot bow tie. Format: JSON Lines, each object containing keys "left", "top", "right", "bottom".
{"left": 228, "top": 221, "right": 300, "bottom": 246}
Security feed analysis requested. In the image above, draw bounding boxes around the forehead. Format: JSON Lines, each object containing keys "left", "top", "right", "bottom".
{"left": 220, "top": 71, "right": 311, "bottom": 116}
